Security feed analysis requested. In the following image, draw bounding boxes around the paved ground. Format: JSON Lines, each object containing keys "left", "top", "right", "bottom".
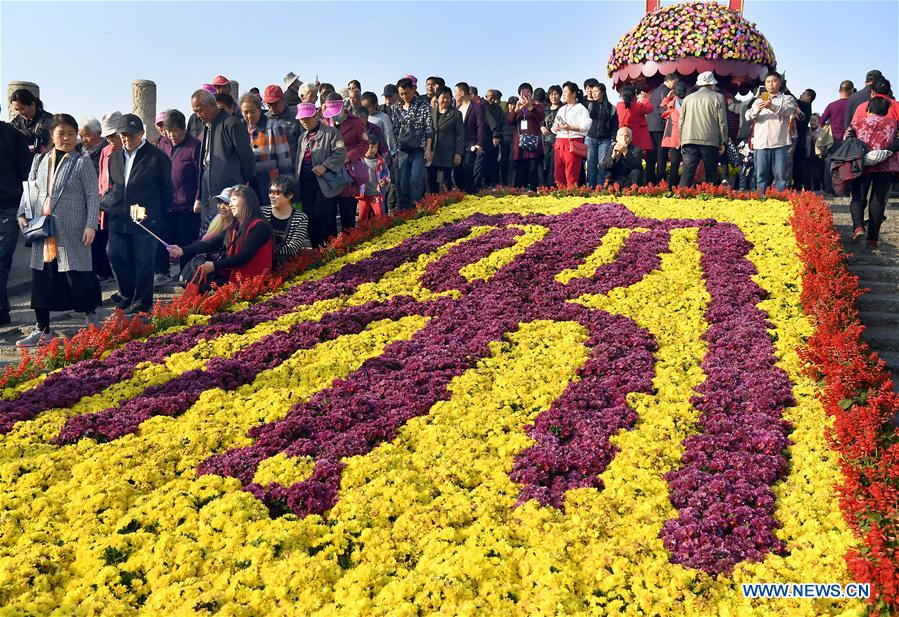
{"left": 0, "top": 236, "right": 179, "bottom": 364}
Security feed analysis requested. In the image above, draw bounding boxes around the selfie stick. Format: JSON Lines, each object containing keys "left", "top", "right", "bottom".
{"left": 132, "top": 218, "right": 170, "bottom": 248}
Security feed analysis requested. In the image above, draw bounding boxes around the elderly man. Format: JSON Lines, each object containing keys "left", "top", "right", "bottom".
{"left": 101, "top": 114, "right": 173, "bottom": 314}
{"left": 678, "top": 71, "right": 729, "bottom": 187}
{"left": 191, "top": 89, "right": 256, "bottom": 231}
{"left": 602, "top": 127, "right": 644, "bottom": 187}
{"left": 264, "top": 84, "right": 301, "bottom": 157}
{"left": 78, "top": 117, "right": 104, "bottom": 174}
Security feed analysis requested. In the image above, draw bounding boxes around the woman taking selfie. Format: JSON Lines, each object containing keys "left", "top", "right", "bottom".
{"left": 16, "top": 113, "right": 101, "bottom": 347}
{"left": 167, "top": 184, "right": 272, "bottom": 290}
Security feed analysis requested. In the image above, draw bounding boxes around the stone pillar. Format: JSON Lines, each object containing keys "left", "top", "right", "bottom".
{"left": 7, "top": 81, "right": 39, "bottom": 121}
{"left": 131, "top": 79, "right": 158, "bottom": 143}
{"left": 229, "top": 80, "right": 239, "bottom": 100}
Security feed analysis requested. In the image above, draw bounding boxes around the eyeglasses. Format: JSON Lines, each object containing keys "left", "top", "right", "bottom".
{"left": 268, "top": 189, "right": 283, "bottom": 195}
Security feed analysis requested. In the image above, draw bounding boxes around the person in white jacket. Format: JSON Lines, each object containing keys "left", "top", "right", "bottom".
{"left": 551, "top": 81, "right": 592, "bottom": 187}
{"left": 746, "top": 72, "right": 797, "bottom": 194}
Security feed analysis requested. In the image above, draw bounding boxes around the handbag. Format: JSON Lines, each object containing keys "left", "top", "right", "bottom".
{"left": 22, "top": 152, "right": 74, "bottom": 245}
{"left": 518, "top": 133, "right": 540, "bottom": 152}
{"left": 22, "top": 214, "right": 56, "bottom": 244}
{"left": 396, "top": 116, "right": 422, "bottom": 152}
{"left": 322, "top": 166, "right": 353, "bottom": 193}
{"left": 568, "top": 139, "right": 588, "bottom": 158}
{"left": 181, "top": 267, "right": 207, "bottom": 301}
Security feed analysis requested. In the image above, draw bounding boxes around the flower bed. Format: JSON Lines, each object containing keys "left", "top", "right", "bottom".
{"left": 0, "top": 188, "right": 895, "bottom": 615}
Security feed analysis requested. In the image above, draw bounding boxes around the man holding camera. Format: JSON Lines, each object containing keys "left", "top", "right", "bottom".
{"left": 101, "top": 114, "right": 173, "bottom": 315}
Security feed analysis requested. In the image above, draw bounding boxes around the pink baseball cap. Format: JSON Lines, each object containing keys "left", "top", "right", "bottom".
{"left": 295, "top": 102, "right": 317, "bottom": 119}
{"left": 322, "top": 99, "right": 345, "bottom": 119}
{"left": 403, "top": 74, "right": 418, "bottom": 86}
{"left": 155, "top": 111, "right": 166, "bottom": 125}
{"left": 201, "top": 83, "right": 217, "bottom": 94}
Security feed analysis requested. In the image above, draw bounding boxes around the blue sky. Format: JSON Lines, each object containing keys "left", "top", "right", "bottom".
{"left": 2, "top": 0, "right": 897, "bottom": 122}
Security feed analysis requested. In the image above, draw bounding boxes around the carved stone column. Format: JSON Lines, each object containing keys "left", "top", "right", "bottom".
{"left": 7, "top": 81, "right": 39, "bottom": 121}
{"left": 229, "top": 80, "right": 239, "bottom": 100}
{"left": 131, "top": 79, "right": 158, "bottom": 142}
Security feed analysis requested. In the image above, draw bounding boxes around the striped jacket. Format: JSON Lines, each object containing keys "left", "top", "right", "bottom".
{"left": 246, "top": 115, "right": 293, "bottom": 197}
{"left": 261, "top": 203, "right": 311, "bottom": 266}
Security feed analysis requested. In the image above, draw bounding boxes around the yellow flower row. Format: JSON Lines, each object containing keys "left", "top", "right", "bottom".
{"left": 0, "top": 195, "right": 862, "bottom": 615}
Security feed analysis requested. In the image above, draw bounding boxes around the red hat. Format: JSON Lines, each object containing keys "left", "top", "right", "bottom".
{"left": 212, "top": 75, "right": 230, "bottom": 86}
{"left": 263, "top": 84, "right": 284, "bottom": 104}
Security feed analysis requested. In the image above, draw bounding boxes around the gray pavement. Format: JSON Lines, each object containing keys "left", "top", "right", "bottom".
{"left": 0, "top": 236, "right": 178, "bottom": 364}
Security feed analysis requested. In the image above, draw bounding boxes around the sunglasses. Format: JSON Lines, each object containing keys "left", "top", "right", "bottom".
{"left": 268, "top": 189, "right": 283, "bottom": 195}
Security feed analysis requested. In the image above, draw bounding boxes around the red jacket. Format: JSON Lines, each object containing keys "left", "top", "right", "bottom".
{"left": 617, "top": 99, "right": 654, "bottom": 151}
{"left": 851, "top": 94, "right": 899, "bottom": 125}
{"left": 660, "top": 94, "right": 682, "bottom": 149}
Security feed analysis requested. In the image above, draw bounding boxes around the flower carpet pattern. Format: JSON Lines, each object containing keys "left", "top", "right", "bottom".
{"left": 0, "top": 194, "right": 887, "bottom": 615}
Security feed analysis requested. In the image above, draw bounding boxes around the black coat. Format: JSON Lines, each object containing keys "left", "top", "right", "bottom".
{"left": 0, "top": 122, "right": 30, "bottom": 210}
{"left": 101, "top": 142, "right": 174, "bottom": 235}
{"left": 845, "top": 86, "right": 871, "bottom": 129}
{"left": 196, "top": 109, "right": 256, "bottom": 206}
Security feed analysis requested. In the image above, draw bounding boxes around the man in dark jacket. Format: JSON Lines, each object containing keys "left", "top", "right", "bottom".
{"left": 603, "top": 127, "right": 644, "bottom": 187}
{"left": 190, "top": 89, "right": 255, "bottom": 231}
{"left": 454, "top": 82, "right": 486, "bottom": 193}
{"left": 0, "top": 106, "right": 30, "bottom": 324}
{"left": 845, "top": 70, "right": 883, "bottom": 127}
{"left": 479, "top": 89, "right": 505, "bottom": 189}
{"left": 101, "top": 115, "right": 174, "bottom": 314}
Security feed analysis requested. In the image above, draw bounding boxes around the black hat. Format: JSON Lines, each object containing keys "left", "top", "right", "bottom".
{"left": 382, "top": 84, "right": 398, "bottom": 97}
{"left": 117, "top": 113, "right": 144, "bottom": 134}
{"left": 866, "top": 70, "right": 884, "bottom": 83}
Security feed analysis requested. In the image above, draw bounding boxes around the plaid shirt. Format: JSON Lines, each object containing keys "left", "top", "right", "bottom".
{"left": 247, "top": 115, "right": 293, "bottom": 181}
{"left": 390, "top": 98, "right": 434, "bottom": 149}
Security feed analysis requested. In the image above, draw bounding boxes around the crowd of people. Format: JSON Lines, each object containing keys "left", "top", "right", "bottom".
{"left": 1, "top": 66, "right": 897, "bottom": 348}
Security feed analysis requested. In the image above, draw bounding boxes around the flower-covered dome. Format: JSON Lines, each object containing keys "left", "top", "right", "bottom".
{"left": 607, "top": 1, "right": 776, "bottom": 93}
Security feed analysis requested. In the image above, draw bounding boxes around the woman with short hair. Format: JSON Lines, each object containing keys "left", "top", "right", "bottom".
{"left": 262, "top": 175, "right": 311, "bottom": 268}
{"left": 16, "top": 114, "right": 101, "bottom": 346}
{"left": 428, "top": 86, "right": 464, "bottom": 192}
{"left": 508, "top": 82, "right": 545, "bottom": 191}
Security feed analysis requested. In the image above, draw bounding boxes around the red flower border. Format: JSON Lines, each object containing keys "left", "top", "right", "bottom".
{"left": 1, "top": 184, "right": 895, "bottom": 611}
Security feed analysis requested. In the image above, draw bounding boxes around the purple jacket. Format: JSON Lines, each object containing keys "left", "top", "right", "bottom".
{"left": 460, "top": 100, "right": 488, "bottom": 150}
{"left": 158, "top": 133, "right": 201, "bottom": 212}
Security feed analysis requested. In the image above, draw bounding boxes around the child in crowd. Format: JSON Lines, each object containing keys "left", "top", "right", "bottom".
{"left": 358, "top": 136, "right": 390, "bottom": 221}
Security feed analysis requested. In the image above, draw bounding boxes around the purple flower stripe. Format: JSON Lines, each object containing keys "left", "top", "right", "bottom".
{"left": 420, "top": 225, "right": 525, "bottom": 293}
{"left": 660, "top": 223, "right": 795, "bottom": 575}
{"left": 52, "top": 298, "right": 429, "bottom": 445}
{"left": 197, "top": 203, "right": 679, "bottom": 518}
{"left": 509, "top": 307, "right": 657, "bottom": 508}
{"left": 0, "top": 219, "right": 485, "bottom": 436}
